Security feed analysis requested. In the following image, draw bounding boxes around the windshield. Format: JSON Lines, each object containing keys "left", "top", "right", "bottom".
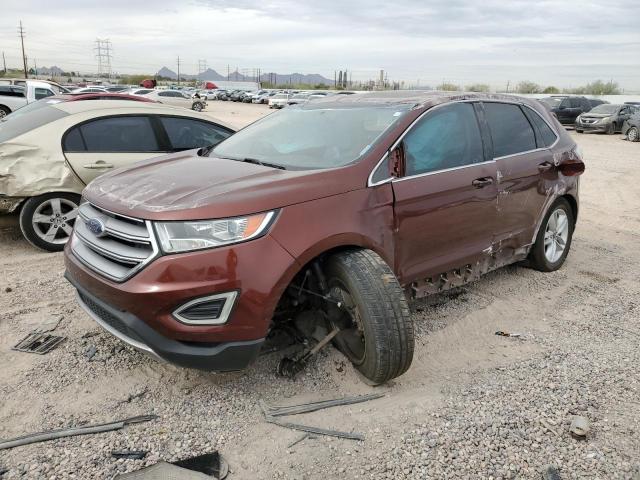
{"left": 212, "top": 106, "right": 409, "bottom": 170}
{"left": 540, "top": 97, "right": 563, "bottom": 108}
{"left": 589, "top": 104, "right": 619, "bottom": 114}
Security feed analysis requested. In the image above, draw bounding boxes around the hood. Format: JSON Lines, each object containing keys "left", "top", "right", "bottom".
{"left": 83, "top": 150, "right": 362, "bottom": 221}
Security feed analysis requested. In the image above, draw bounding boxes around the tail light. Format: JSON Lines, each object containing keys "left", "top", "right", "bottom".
{"left": 559, "top": 146, "right": 585, "bottom": 176}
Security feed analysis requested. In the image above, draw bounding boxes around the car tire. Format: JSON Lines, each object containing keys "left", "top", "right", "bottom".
{"left": 528, "top": 198, "right": 574, "bottom": 272}
{"left": 192, "top": 102, "right": 203, "bottom": 112}
{"left": 325, "top": 249, "right": 414, "bottom": 385}
{"left": 0, "top": 105, "right": 10, "bottom": 118}
{"left": 626, "top": 126, "right": 639, "bottom": 142}
{"left": 606, "top": 123, "right": 615, "bottom": 135}
{"left": 19, "top": 193, "right": 81, "bottom": 252}
{"left": 576, "top": 129, "right": 583, "bottom": 133}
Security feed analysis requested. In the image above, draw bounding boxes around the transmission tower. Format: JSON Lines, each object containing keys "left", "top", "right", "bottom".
{"left": 94, "top": 39, "right": 113, "bottom": 80}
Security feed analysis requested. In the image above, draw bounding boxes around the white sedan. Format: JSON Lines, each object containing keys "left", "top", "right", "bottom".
{"left": 0, "top": 100, "right": 234, "bottom": 251}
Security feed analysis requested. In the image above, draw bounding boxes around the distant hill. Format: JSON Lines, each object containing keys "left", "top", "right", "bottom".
{"left": 34, "top": 65, "right": 65, "bottom": 76}
{"left": 156, "top": 66, "right": 332, "bottom": 85}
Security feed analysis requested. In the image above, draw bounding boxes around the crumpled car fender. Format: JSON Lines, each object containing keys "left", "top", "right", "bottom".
{"left": 0, "top": 142, "right": 85, "bottom": 198}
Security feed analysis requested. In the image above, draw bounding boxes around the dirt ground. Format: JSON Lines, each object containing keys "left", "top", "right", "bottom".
{"left": 0, "top": 103, "right": 639, "bottom": 479}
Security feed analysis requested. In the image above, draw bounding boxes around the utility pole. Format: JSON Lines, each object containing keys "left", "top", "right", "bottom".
{"left": 2, "top": 51, "right": 6, "bottom": 74}
{"left": 33, "top": 59, "right": 37, "bottom": 78}
{"left": 177, "top": 56, "right": 181, "bottom": 85}
{"left": 227, "top": 64, "right": 229, "bottom": 81}
{"left": 18, "top": 21, "right": 28, "bottom": 78}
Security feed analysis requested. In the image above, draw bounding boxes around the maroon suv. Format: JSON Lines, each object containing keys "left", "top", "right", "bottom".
{"left": 64, "top": 92, "right": 584, "bottom": 385}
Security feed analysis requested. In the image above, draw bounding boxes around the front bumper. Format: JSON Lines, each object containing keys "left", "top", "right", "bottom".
{"left": 67, "top": 273, "right": 264, "bottom": 371}
{"left": 576, "top": 121, "right": 609, "bottom": 132}
{"left": 0, "top": 197, "right": 25, "bottom": 214}
{"left": 64, "top": 233, "right": 299, "bottom": 370}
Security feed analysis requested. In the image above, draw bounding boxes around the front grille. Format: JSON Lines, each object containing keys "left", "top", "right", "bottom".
{"left": 78, "top": 291, "right": 144, "bottom": 343}
{"left": 71, "top": 202, "right": 158, "bottom": 282}
{"left": 581, "top": 118, "right": 597, "bottom": 124}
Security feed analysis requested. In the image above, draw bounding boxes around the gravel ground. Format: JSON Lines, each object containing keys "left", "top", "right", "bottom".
{"left": 0, "top": 107, "right": 639, "bottom": 479}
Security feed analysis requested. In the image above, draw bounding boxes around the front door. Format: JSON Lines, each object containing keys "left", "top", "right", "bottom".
{"left": 63, "top": 115, "right": 167, "bottom": 184}
{"left": 391, "top": 102, "right": 499, "bottom": 285}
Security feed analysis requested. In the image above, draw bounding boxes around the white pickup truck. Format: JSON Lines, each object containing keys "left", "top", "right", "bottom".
{"left": 0, "top": 80, "right": 59, "bottom": 118}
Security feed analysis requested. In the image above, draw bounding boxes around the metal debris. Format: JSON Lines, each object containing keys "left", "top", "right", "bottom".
{"left": 115, "top": 452, "right": 228, "bottom": 480}
{"left": 263, "top": 393, "right": 384, "bottom": 417}
{"left": 260, "top": 400, "right": 364, "bottom": 441}
{"left": 569, "top": 415, "right": 590, "bottom": 439}
{"left": 112, "top": 450, "right": 148, "bottom": 460}
{"left": 278, "top": 327, "right": 340, "bottom": 378}
{"left": 0, "top": 415, "right": 157, "bottom": 450}
{"left": 173, "top": 452, "right": 228, "bottom": 479}
{"left": 495, "top": 331, "right": 522, "bottom": 338}
{"left": 287, "top": 433, "right": 316, "bottom": 448}
{"left": 542, "top": 464, "right": 562, "bottom": 480}
{"left": 12, "top": 332, "right": 65, "bottom": 355}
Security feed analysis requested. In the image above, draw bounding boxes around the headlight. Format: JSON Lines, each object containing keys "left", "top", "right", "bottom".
{"left": 155, "top": 211, "right": 276, "bottom": 253}
{"left": 600, "top": 116, "right": 613, "bottom": 123}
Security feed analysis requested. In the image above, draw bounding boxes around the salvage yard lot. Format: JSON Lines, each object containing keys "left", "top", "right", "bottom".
{"left": 0, "top": 102, "right": 639, "bottom": 479}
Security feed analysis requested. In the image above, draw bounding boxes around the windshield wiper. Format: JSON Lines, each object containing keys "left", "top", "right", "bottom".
{"left": 224, "top": 157, "right": 286, "bottom": 170}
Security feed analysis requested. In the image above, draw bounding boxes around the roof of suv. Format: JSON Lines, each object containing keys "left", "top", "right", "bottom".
{"left": 305, "top": 90, "right": 537, "bottom": 109}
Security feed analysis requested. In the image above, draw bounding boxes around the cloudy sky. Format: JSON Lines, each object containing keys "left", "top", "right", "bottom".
{"left": 1, "top": 0, "right": 638, "bottom": 90}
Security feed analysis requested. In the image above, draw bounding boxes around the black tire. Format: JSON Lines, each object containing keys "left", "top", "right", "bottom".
{"left": 605, "top": 123, "right": 615, "bottom": 135}
{"left": 576, "top": 129, "right": 583, "bottom": 134}
{"left": 0, "top": 105, "right": 10, "bottom": 118}
{"left": 19, "top": 193, "right": 81, "bottom": 252}
{"left": 325, "top": 249, "right": 414, "bottom": 385}
{"left": 528, "top": 198, "right": 574, "bottom": 272}
{"left": 192, "top": 102, "right": 203, "bottom": 112}
{"left": 626, "top": 126, "right": 639, "bottom": 142}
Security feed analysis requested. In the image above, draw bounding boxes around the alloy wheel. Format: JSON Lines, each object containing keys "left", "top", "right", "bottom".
{"left": 544, "top": 208, "right": 569, "bottom": 263}
{"left": 32, "top": 197, "right": 78, "bottom": 245}
{"left": 628, "top": 127, "right": 639, "bottom": 142}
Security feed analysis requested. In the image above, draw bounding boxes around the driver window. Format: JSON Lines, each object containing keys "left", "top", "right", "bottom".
{"left": 403, "top": 103, "right": 484, "bottom": 176}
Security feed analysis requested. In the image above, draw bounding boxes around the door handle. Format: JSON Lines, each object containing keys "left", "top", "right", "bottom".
{"left": 472, "top": 177, "right": 494, "bottom": 188}
{"left": 538, "top": 161, "right": 554, "bottom": 172}
{"left": 83, "top": 162, "right": 114, "bottom": 169}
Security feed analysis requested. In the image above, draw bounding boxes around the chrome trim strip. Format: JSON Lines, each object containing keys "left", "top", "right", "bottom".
{"left": 75, "top": 231, "right": 145, "bottom": 265}
{"left": 78, "top": 210, "right": 150, "bottom": 243}
{"left": 392, "top": 159, "right": 497, "bottom": 183}
{"left": 75, "top": 290, "right": 157, "bottom": 356}
{"left": 173, "top": 291, "right": 238, "bottom": 325}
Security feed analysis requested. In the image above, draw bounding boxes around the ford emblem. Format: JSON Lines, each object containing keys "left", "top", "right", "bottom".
{"left": 86, "top": 218, "right": 106, "bottom": 237}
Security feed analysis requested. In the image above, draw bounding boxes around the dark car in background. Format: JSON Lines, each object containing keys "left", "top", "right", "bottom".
{"left": 576, "top": 104, "right": 638, "bottom": 134}
{"left": 540, "top": 96, "right": 593, "bottom": 126}
{"left": 622, "top": 112, "right": 640, "bottom": 142}
{"left": 588, "top": 99, "right": 608, "bottom": 108}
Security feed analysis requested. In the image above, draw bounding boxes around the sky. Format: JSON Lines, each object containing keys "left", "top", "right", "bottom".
{"left": 1, "top": 0, "right": 639, "bottom": 91}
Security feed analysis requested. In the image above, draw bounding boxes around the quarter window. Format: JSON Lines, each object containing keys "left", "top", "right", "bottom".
{"left": 484, "top": 103, "right": 537, "bottom": 157}
{"left": 403, "top": 103, "right": 484, "bottom": 176}
{"left": 160, "top": 117, "right": 232, "bottom": 150}
{"left": 524, "top": 108, "right": 558, "bottom": 148}
{"left": 67, "top": 116, "right": 160, "bottom": 152}
{"left": 34, "top": 88, "right": 54, "bottom": 100}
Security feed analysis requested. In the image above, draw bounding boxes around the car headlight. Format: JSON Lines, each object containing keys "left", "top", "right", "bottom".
{"left": 155, "top": 211, "right": 276, "bottom": 253}
{"left": 600, "top": 116, "right": 613, "bottom": 123}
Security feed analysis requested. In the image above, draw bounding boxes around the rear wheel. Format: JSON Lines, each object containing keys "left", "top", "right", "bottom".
{"left": 0, "top": 105, "right": 10, "bottom": 118}
{"left": 325, "top": 249, "right": 414, "bottom": 385}
{"left": 528, "top": 198, "right": 574, "bottom": 272}
{"left": 19, "top": 193, "right": 80, "bottom": 252}
{"left": 627, "top": 126, "right": 639, "bottom": 142}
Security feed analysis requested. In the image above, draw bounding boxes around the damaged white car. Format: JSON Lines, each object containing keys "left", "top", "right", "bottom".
{"left": 0, "top": 99, "right": 234, "bottom": 251}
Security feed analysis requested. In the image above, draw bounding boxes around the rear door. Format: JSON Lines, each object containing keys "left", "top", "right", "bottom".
{"left": 390, "top": 102, "right": 499, "bottom": 284}
{"left": 483, "top": 102, "right": 559, "bottom": 250}
{"left": 63, "top": 115, "right": 168, "bottom": 184}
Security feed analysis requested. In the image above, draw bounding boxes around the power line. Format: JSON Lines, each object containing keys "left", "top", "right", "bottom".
{"left": 18, "top": 20, "right": 28, "bottom": 78}
{"left": 94, "top": 38, "right": 112, "bottom": 80}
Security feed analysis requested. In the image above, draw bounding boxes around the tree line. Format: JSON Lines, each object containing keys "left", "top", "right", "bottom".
{"left": 436, "top": 80, "right": 621, "bottom": 95}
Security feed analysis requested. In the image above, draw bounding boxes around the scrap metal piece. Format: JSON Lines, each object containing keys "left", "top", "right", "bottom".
{"left": 0, "top": 415, "right": 157, "bottom": 450}
{"left": 112, "top": 450, "right": 148, "bottom": 460}
{"left": 173, "top": 452, "right": 228, "bottom": 479}
{"left": 264, "top": 393, "right": 384, "bottom": 417}
{"left": 278, "top": 327, "right": 340, "bottom": 378}
{"left": 12, "top": 332, "right": 65, "bottom": 355}
{"left": 114, "top": 462, "right": 212, "bottom": 480}
{"left": 495, "top": 331, "right": 522, "bottom": 338}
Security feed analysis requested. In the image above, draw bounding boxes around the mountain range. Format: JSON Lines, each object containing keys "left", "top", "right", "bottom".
{"left": 157, "top": 66, "right": 333, "bottom": 85}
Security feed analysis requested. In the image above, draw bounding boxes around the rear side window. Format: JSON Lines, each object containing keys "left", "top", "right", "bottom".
{"left": 34, "top": 88, "right": 54, "bottom": 100}
{"left": 403, "top": 102, "right": 484, "bottom": 176}
{"left": 69, "top": 116, "right": 160, "bottom": 152}
{"left": 524, "top": 108, "right": 558, "bottom": 148}
{"left": 63, "top": 127, "right": 85, "bottom": 151}
{"left": 159, "top": 117, "right": 232, "bottom": 150}
{"left": 484, "top": 103, "right": 537, "bottom": 157}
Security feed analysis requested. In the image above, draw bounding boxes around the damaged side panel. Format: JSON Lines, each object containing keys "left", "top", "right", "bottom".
{"left": 0, "top": 142, "right": 85, "bottom": 200}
